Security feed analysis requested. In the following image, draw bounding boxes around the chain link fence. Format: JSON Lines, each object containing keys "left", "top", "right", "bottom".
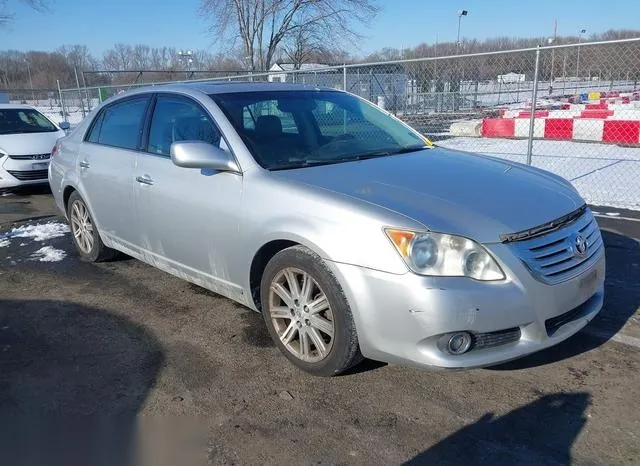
{"left": 56, "top": 37, "right": 640, "bottom": 210}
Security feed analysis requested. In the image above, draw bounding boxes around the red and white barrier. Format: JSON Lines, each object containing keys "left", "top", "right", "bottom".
{"left": 481, "top": 118, "right": 640, "bottom": 145}
{"left": 501, "top": 105, "right": 640, "bottom": 120}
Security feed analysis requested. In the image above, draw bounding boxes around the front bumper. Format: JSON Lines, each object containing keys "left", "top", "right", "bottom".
{"left": 328, "top": 242, "right": 605, "bottom": 370}
{"left": 0, "top": 156, "right": 50, "bottom": 188}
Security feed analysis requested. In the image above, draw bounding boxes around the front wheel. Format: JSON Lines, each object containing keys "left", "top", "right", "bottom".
{"left": 260, "top": 245, "right": 362, "bottom": 376}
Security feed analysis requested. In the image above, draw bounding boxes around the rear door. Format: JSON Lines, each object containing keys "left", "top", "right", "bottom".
{"left": 77, "top": 94, "right": 151, "bottom": 252}
{"left": 134, "top": 93, "right": 243, "bottom": 298}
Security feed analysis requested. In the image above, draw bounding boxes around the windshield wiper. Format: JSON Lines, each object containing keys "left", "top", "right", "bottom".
{"left": 269, "top": 146, "right": 429, "bottom": 171}
{"left": 269, "top": 159, "right": 346, "bottom": 171}
{"left": 341, "top": 145, "right": 429, "bottom": 162}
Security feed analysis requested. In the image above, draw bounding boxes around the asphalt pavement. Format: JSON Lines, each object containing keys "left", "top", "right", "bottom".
{"left": 0, "top": 186, "right": 639, "bottom": 466}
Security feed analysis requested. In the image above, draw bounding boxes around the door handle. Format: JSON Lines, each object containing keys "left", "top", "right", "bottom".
{"left": 79, "top": 160, "right": 90, "bottom": 169}
{"left": 136, "top": 175, "right": 154, "bottom": 186}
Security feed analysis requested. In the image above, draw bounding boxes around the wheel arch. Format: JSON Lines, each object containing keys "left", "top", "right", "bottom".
{"left": 248, "top": 234, "right": 332, "bottom": 312}
{"left": 63, "top": 185, "right": 77, "bottom": 211}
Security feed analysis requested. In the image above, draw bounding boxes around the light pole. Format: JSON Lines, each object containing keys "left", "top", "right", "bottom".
{"left": 456, "top": 10, "right": 468, "bottom": 54}
{"left": 24, "top": 58, "right": 35, "bottom": 102}
{"left": 576, "top": 28, "right": 586, "bottom": 78}
{"left": 177, "top": 50, "right": 194, "bottom": 80}
{"left": 548, "top": 19, "right": 557, "bottom": 95}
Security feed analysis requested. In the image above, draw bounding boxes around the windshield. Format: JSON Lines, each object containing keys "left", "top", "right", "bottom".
{"left": 210, "top": 90, "right": 429, "bottom": 170}
{"left": 0, "top": 108, "right": 58, "bottom": 135}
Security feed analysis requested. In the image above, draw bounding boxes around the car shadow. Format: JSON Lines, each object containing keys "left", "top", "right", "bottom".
{"left": 490, "top": 229, "right": 639, "bottom": 370}
{"left": 1, "top": 184, "right": 52, "bottom": 196}
{"left": 405, "top": 392, "right": 589, "bottom": 465}
{"left": 0, "top": 299, "right": 165, "bottom": 466}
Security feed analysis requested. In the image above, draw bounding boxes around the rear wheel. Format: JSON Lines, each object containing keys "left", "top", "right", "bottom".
{"left": 260, "top": 245, "right": 362, "bottom": 376}
{"left": 67, "top": 191, "right": 117, "bottom": 262}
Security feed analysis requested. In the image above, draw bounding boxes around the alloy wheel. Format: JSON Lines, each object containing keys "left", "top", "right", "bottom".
{"left": 268, "top": 267, "right": 335, "bottom": 363}
{"left": 70, "top": 199, "right": 94, "bottom": 254}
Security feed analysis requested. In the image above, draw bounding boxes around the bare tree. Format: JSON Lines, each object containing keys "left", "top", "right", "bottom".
{"left": 199, "top": 0, "right": 378, "bottom": 71}
{"left": 58, "top": 45, "right": 97, "bottom": 72}
{"left": 0, "top": 0, "right": 47, "bottom": 25}
{"left": 281, "top": 21, "right": 329, "bottom": 68}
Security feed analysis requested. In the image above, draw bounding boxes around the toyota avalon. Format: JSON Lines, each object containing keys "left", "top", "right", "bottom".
{"left": 48, "top": 83, "right": 605, "bottom": 376}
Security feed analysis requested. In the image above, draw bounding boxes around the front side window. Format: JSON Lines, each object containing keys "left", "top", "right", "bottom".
{"left": 92, "top": 96, "right": 150, "bottom": 150}
{"left": 211, "top": 90, "right": 427, "bottom": 170}
{"left": 147, "top": 94, "right": 223, "bottom": 157}
{"left": 0, "top": 108, "right": 57, "bottom": 135}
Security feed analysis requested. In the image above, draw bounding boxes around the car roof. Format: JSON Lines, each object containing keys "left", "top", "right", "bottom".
{"left": 0, "top": 103, "right": 36, "bottom": 110}
{"left": 121, "top": 81, "right": 339, "bottom": 98}
{"left": 167, "top": 81, "right": 336, "bottom": 94}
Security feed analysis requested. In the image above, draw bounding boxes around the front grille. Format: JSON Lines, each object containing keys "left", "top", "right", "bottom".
{"left": 7, "top": 153, "right": 50, "bottom": 160}
{"left": 6, "top": 169, "right": 49, "bottom": 181}
{"left": 545, "top": 292, "right": 599, "bottom": 336}
{"left": 472, "top": 327, "right": 521, "bottom": 350}
{"left": 508, "top": 209, "right": 604, "bottom": 284}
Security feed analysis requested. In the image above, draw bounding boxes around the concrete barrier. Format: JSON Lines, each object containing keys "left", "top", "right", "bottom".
{"left": 449, "top": 120, "right": 483, "bottom": 137}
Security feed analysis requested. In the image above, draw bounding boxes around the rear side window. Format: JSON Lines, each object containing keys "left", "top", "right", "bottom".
{"left": 147, "top": 94, "right": 223, "bottom": 157}
{"left": 88, "top": 96, "right": 150, "bottom": 150}
{"left": 86, "top": 112, "right": 104, "bottom": 143}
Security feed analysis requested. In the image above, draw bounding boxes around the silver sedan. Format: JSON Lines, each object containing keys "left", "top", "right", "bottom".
{"left": 49, "top": 83, "right": 605, "bottom": 376}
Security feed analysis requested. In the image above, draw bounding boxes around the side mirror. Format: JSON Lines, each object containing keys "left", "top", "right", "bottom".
{"left": 170, "top": 141, "right": 240, "bottom": 173}
{"left": 59, "top": 121, "right": 71, "bottom": 131}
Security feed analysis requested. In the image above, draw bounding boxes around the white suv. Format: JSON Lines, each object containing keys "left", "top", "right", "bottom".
{"left": 0, "top": 104, "right": 68, "bottom": 189}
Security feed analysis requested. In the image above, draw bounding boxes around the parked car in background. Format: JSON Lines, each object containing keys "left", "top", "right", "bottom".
{"left": 0, "top": 104, "right": 69, "bottom": 189}
{"left": 49, "top": 82, "right": 605, "bottom": 376}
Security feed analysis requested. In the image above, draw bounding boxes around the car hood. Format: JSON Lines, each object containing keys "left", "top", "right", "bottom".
{"left": 0, "top": 131, "right": 64, "bottom": 155}
{"left": 272, "top": 148, "right": 584, "bottom": 243}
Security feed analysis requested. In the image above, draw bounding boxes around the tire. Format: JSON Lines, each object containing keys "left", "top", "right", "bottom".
{"left": 260, "top": 245, "right": 363, "bottom": 376}
{"left": 66, "top": 191, "right": 117, "bottom": 262}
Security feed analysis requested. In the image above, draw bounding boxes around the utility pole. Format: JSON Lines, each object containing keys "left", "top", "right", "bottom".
{"left": 177, "top": 50, "right": 194, "bottom": 80}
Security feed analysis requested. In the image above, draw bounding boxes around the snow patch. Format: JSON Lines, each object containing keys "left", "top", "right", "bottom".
{"left": 30, "top": 246, "right": 67, "bottom": 262}
{"left": 7, "top": 222, "right": 70, "bottom": 242}
{"left": 0, "top": 239, "right": 9, "bottom": 248}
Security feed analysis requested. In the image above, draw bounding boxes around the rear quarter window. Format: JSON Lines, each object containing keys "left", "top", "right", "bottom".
{"left": 85, "top": 96, "right": 150, "bottom": 150}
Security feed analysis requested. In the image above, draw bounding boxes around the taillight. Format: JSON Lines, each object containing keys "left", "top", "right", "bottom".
{"left": 51, "top": 143, "right": 59, "bottom": 158}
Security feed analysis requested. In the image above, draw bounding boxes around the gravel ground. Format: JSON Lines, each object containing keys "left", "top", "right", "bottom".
{"left": 1, "top": 187, "right": 639, "bottom": 466}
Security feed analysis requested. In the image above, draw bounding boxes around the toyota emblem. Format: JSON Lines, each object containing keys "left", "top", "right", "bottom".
{"left": 574, "top": 234, "right": 588, "bottom": 257}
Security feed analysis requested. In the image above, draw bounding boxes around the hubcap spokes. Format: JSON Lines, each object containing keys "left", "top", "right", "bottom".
{"left": 70, "top": 200, "right": 93, "bottom": 254}
{"left": 269, "top": 267, "right": 335, "bottom": 363}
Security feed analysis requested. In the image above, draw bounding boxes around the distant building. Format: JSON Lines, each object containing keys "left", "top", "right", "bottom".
{"left": 0, "top": 90, "right": 9, "bottom": 104}
{"left": 268, "top": 63, "right": 330, "bottom": 82}
{"left": 497, "top": 72, "right": 526, "bottom": 83}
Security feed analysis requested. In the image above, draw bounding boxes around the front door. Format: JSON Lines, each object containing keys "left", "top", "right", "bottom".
{"left": 135, "top": 93, "right": 244, "bottom": 299}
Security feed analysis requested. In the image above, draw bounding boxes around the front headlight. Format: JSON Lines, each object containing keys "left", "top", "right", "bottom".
{"left": 385, "top": 229, "right": 505, "bottom": 281}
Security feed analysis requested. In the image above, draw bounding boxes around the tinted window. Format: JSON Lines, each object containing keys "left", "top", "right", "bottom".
{"left": 86, "top": 112, "right": 104, "bottom": 143}
{"left": 148, "top": 94, "right": 222, "bottom": 157}
{"left": 95, "top": 97, "right": 150, "bottom": 150}
{"left": 212, "top": 91, "right": 427, "bottom": 170}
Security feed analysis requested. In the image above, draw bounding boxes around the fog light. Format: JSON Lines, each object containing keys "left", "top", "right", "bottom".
{"left": 446, "top": 332, "right": 472, "bottom": 355}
